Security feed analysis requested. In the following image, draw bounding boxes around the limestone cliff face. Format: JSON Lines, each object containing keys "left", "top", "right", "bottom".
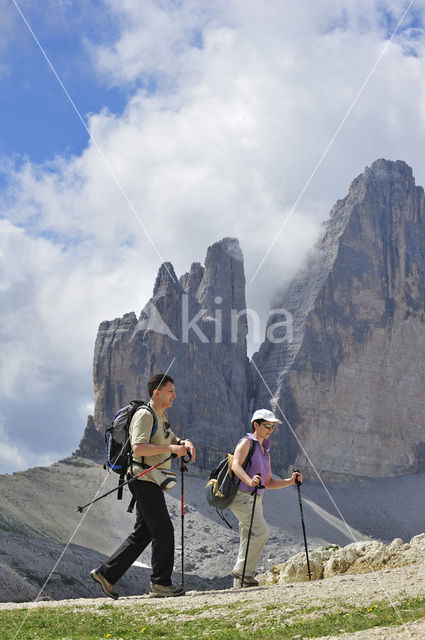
{"left": 81, "top": 160, "right": 425, "bottom": 480}
{"left": 92, "top": 238, "right": 251, "bottom": 470}
{"left": 253, "top": 159, "right": 425, "bottom": 479}
{"left": 73, "top": 416, "right": 104, "bottom": 462}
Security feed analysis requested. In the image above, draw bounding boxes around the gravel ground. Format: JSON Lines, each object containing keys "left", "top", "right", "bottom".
{"left": 2, "top": 457, "right": 425, "bottom": 640}
{"left": 1, "top": 559, "right": 424, "bottom": 639}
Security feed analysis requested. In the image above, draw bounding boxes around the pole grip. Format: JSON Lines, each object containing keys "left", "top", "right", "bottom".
{"left": 182, "top": 450, "right": 192, "bottom": 463}
{"left": 250, "top": 474, "right": 264, "bottom": 495}
{"left": 293, "top": 467, "right": 302, "bottom": 486}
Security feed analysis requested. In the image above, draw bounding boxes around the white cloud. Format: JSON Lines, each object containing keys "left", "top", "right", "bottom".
{"left": 0, "top": 218, "right": 156, "bottom": 398}
{"left": 2, "top": 0, "right": 425, "bottom": 471}
{"left": 0, "top": 417, "right": 61, "bottom": 475}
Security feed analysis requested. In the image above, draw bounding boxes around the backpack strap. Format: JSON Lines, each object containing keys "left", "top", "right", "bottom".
{"left": 228, "top": 438, "right": 257, "bottom": 489}
{"left": 244, "top": 438, "right": 257, "bottom": 469}
{"left": 127, "top": 495, "right": 137, "bottom": 513}
{"left": 140, "top": 403, "right": 157, "bottom": 467}
{"left": 216, "top": 438, "right": 257, "bottom": 529}
{"left": 126, "top": 405, "right": 158, "bottom": 511}
{"left": 116, "top": 401, "right": 145, "bottom": 500}
{"left": 127, "top": 404, "right": 158, "bottom": 475}
{"left": 235, "top": 437, "right": 257, "bottom": 485}
{"left": 215, "top": 508, "right": 233, "bottom": 528}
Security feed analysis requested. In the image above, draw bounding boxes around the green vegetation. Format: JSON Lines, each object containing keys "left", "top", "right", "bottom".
{"left": 323, "top": 545, "right": 340, "bottom": 551}
{"left": 2, "top": 596, "right": 425, "bottom": 640}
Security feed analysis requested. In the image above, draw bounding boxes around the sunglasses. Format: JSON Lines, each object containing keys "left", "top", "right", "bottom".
{"left": 262, "top": 423, "right": 275, "bottom": 429}
{"left": 163, "top": 421, "right": 171, "bottom": 438}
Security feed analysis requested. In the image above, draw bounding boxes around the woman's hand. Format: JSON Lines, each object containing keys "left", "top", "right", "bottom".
{"left": 291, "top": 471, "right": 302, "bottom": 485}
{"left": 248, "top": 474, "right": 262, "bottom": 488}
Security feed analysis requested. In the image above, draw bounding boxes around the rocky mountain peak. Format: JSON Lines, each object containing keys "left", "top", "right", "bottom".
{"left": 90, "top": 237, "right": 251, "bottom": 470}
{"left": 81, "top": 160, "right": 425, "bottom": 482}
{"left": 179, "top": 262, "right": 204, "bottom": 295}
{"left": 365, "top": 157, "right": 414, "bottom": 182}
{"left": 254, "top": 159, "right": 425, "bottom": 479}
{"left": 152, "top": 262, "right": 181, "bottom": 298}
{"left": 197, "top": 238, "right": 244, "bottom": 305}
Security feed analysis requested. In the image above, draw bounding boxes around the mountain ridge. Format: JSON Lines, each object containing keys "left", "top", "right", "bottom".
{"left": 77, "top": 158, "right": 425, "bottom": 482}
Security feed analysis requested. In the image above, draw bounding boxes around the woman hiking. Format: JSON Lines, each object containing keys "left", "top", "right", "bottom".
{"left": 230, "top": 409, "right": 302, "bottom": 586}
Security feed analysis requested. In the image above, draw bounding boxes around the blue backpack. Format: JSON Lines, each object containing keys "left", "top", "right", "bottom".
{"left": 104, "top": 400, "right": 157, "bottom": 499}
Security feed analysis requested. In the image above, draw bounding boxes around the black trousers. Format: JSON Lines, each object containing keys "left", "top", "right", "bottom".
{"left": 97, "top": 480, "right": 174, "bottom": 586}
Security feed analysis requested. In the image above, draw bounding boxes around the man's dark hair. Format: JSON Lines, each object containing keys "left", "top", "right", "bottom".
{"left": 251, "top": 418, "right": 264, "bottom": 433}
{"left": 148, "top": 373, "right": 175, "bottom": 398}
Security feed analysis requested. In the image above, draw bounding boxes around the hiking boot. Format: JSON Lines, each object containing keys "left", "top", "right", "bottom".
{"left": 149, "top": 582, "right": 185, "bottom": 598}
{"left": 90, "top": 570, "right": 119, "bottom": 600}
{"left": 232, "top": 570, "right": 259, "bottom": 586}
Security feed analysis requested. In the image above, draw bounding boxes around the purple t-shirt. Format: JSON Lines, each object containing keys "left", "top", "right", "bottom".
{"left": 234, "top": 433, "right": 271, "bottom": 497}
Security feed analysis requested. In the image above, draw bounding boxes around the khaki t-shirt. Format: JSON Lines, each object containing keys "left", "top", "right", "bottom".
{"left": 129, "top": 405, "right": 175, "bottom": 484}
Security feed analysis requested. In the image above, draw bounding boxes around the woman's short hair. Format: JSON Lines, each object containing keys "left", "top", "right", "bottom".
{"left": 251, "top": 418, "right": 264, "bottom": 433}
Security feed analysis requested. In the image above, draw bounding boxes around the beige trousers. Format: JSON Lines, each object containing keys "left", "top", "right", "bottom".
{"left": 230, "top": 490, "right": 269, "bottom": 576}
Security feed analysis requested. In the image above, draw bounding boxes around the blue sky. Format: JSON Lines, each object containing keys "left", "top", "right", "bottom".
{"left": 0, "top": 2, "right": 127, "bottom": 162}
{"left": 1, "top": 0, "right": 425, "bottom": 474}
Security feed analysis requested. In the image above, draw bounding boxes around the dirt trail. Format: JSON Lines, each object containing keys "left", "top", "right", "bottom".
{"left": 1, "top": 560, "right": 424, "bottom": 639}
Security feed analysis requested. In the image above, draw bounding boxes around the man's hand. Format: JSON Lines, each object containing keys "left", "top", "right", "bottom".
{"left": 170, "top": 444, "right": 188, "bottom": 458}
{"left": 184, "top": 440, "right": 196, "bottom": 463}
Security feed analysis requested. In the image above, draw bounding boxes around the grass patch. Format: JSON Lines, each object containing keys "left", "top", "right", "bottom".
{"left": 2, "top": 596, "right": 425, "bottom": 640}
{"left": 324, "top": 545, "right": 339, "bottom": 551}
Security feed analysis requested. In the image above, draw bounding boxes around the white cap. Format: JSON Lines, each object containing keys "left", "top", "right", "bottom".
{"left": 251, "top": 409, "right": 282, "bottom": 424}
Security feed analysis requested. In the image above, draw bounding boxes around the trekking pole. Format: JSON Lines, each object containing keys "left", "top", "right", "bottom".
{"left": 293, "top": 467, "right": 311, "bottom": 581}
{"left": 240, "top": 477, "right": 265, "bottom": 588}
{"left": 75, "top": 454, "right": 176, "bottom": 513}
{"left": 180, "top": 451, "right": 192, "bottom": 590}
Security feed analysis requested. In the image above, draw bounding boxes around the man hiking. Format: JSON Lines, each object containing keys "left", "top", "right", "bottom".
{"left": 91, "top": 373, "right": 196, "bottom": 599}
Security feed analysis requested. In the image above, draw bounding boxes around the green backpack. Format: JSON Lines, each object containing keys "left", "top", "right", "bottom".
{"left": 205, "top": 439, "right": 257, "bottom": 526}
